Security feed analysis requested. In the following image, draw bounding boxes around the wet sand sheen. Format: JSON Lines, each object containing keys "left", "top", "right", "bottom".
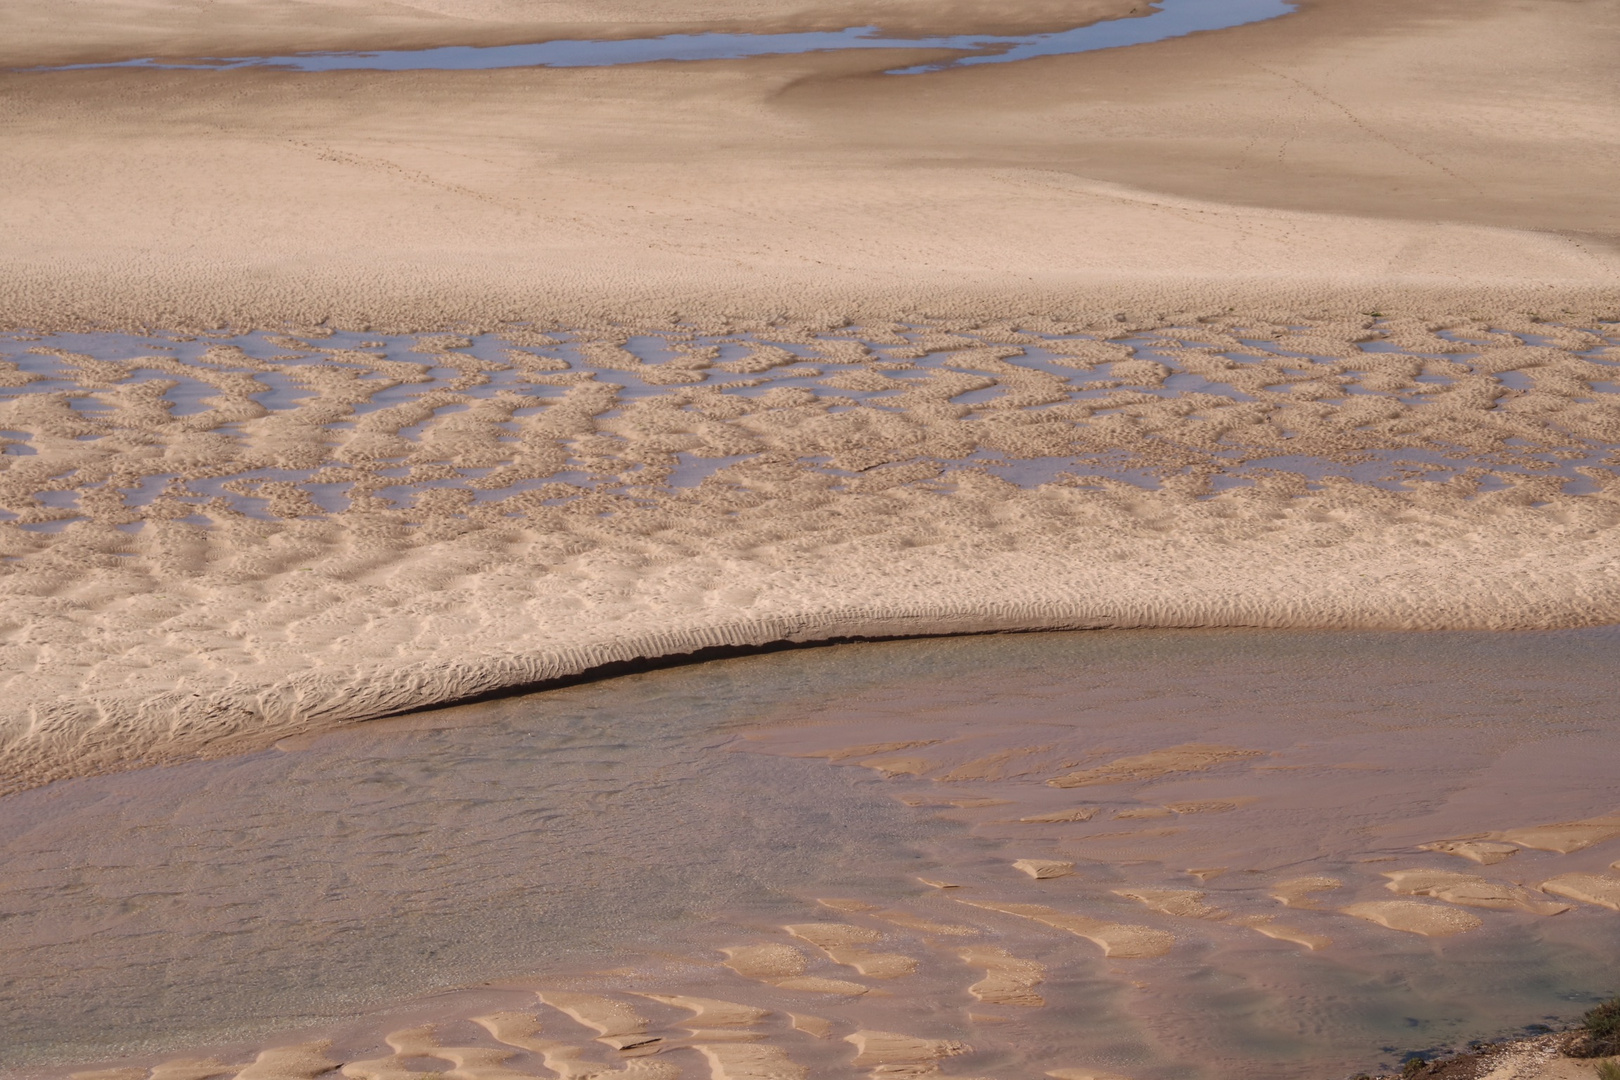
{"left": 6, "top": 627, "right": 1620, "bottom": 1080}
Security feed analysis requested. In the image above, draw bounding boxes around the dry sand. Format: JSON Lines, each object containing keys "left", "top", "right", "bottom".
{"left": 1, "top": 0, "right": 1619, "bottom": 328}
{"left": 3, "top": 313, "right": 1620, "bottom": 792}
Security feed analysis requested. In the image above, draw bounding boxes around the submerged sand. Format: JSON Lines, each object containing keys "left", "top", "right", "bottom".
{"left": 8, "top": 629, "right": 1620, "bottom": 1079}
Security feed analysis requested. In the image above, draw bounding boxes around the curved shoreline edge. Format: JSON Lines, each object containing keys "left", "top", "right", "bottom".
{"left": 7, "top": 487, "right": 1618, "bottom": 796}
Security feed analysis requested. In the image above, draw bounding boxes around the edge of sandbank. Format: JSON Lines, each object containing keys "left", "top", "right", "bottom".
{"left": 1, "top": 269, "right": 1616, "bottom": 336}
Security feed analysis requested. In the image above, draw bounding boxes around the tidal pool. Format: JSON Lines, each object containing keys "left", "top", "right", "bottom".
{"left": 5, "top": 627, "right": 1619, "bottom": 1079}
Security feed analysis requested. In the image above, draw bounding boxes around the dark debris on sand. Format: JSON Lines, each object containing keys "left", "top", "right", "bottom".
{"left": 1360, "top": 997, "right": 1620, "bottom": 1080}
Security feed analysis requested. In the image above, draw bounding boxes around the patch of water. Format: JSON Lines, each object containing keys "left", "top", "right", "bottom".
{"left": 24, "top": 0, "right": 1295, "bottom": 76}
{"left": 5, "top": 628, "right": 1620, "bottom": 1077}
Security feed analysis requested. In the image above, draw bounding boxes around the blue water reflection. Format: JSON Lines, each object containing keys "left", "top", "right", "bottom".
{"left": 32, "top": 0, "right": 1294, "bottom": 75}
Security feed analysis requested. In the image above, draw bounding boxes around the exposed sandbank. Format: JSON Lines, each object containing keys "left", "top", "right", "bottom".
{"left": 3, "top": 315, "right": 1619, "bottom": 793}
{"left": 2, "top": 0, "right": 1618, "bottom": 329}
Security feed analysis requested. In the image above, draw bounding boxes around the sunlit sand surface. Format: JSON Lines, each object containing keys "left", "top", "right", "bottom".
{"left": 4, "top": 318, "right": 1619, "bottom": 793}
{"left": 7, "top": 627, "right": 1619, "bottom": 1080}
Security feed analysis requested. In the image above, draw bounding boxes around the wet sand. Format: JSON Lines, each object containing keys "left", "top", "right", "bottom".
{"left": 6, "top": 629, "right": 1620, "bottom": 1080}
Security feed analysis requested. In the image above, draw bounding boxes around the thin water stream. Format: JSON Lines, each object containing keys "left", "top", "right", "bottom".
{"left": 23, "top": 0, "right": 1295, "bottom": 75}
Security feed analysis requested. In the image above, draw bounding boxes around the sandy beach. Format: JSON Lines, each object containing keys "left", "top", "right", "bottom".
{"left": 2, "top": 0, "right": 1619, "bottom": 1076}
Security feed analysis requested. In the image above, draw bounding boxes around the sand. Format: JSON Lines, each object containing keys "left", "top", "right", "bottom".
{"left": 2, "top": 0, "right": 1619, "bottom": 329}
{"left": 1, "top": 0, "right": 1619, "bottom": 792}
{"left": 4, "top": 0, "right": 1620, "bottom": 1074}
{"left": 3, "top": 313, "right": 1618, "bottom": 793}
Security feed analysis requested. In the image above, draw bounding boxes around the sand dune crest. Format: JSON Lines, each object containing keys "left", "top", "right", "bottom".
{"left": 535, "top": 993, "right": 656, "bottom": 1048}
{"left": 149, "top": 1061, "right": 237, "bottom": 1080}
{"left": 634, "top": 995, "right": 770, "bottom": 1028}
{"left": 1114, "top": 888, "right": 1228, "bottom": 921}
{"left": 1235, "top": 916, "right": 1331, "bottom": 951}
{"left": 844, "top": 1030, "right": 967, "bottom": 1077}
{"left": 722, "top": 945, "right": 807, "bottom": 980}
{"left": 234, "top": 1044, "right": 339, "bottom": 1080}
{"left": 1418, "top": 840, "right": 1520, "bottom": 865}
{"left": 1013, "top": 859, "right": 1074, "bottom": 880}
{"left": 690, "top": 1043, "right": 806, "bottom": 1080}
{"left": 1270, "top": 877, "right": 1342, "bottom": 909}
{"left": 1495, "top": 813, "right": 1620, "bottom": 854}
{"left": 1018, "top": 807, "right": 1100, "bottom": 824}
{"left": 770, "top": 977, "right": 871, "bottom": 995}
{"left": 783, "top": 922, "right": 918, "bottom": 978}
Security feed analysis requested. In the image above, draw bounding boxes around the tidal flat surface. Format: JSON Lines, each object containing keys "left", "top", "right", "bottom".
{"left": 6, "top": 627, "right": 1620, "bottom": 1080}
{"left": 3, "top": 319, "right": 1615, "bottom": 533}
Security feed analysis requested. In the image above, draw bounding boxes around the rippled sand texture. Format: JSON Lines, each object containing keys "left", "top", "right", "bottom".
{"left": 3, "top": 318, "right": 1620, "bottom": 791}
{"left": 8, "top": 629, "right": 1619, "bottom": 1080}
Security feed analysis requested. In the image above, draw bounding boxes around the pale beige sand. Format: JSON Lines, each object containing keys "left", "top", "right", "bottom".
{"left": 1496, "top": 815, "right": 1620, "bottom": 855}
{"left": 843, "top": 1029, "right": 966, "bottom": 1075}
{"left": 1538, "top": 873, "right": 1620, "bottom": 912}
{"left": 2, "top": 0, "right": 1619, "bottom": 328}
{"left": 1019, "top": 807, "right": 1100, "bottom": 824}
{"left": 1340, "top": 900, "right": 1485, "bottom": 937}
{"left": 1012, "top": 858, "right": 1074, "bottom": 880}
{"left": 784, "top": 924, "right": 916, "bottom": 979}
{"left": 958, "top": 946, "right": 1045, "bottom": 1008}
{"left": 955, "top": 899, "right": 1176, "bottom": 958}
{"left": 1115, "top": 888, "right": 1230, "bottom": 921}
{"left": 1234, "top": 916, "right": 1332, "bottom": 952}
{"left": 1, "top": 0, "right": 1619, "bottom": 791}
{"left": 1049, "top": 746, "right": 1267, "bottom": 789}
{"left": 1381, "top": 870, "right": 1572, "bottom": 917}
{"left": 1420, "top": 840, "right": 1522, "bottom": 866}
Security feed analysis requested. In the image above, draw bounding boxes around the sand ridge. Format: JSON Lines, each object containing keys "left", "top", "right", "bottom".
{"left": 3, "top": 316, "right": 1619, "bottom": 793}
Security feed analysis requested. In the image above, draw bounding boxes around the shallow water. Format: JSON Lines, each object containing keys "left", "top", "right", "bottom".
{"left": 27, "top": 0, "right": 1294, "bottom": 75}
{"left": 6, "top": 627, "right": 1620, "bottom": 1078}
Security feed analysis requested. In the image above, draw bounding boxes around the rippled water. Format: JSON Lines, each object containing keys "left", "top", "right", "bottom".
{"left": 6, "top": 627, "right": 1620, "bottom": 1078}
{"left": 25, "top": 0, "right": 1294, "bottom": 75}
